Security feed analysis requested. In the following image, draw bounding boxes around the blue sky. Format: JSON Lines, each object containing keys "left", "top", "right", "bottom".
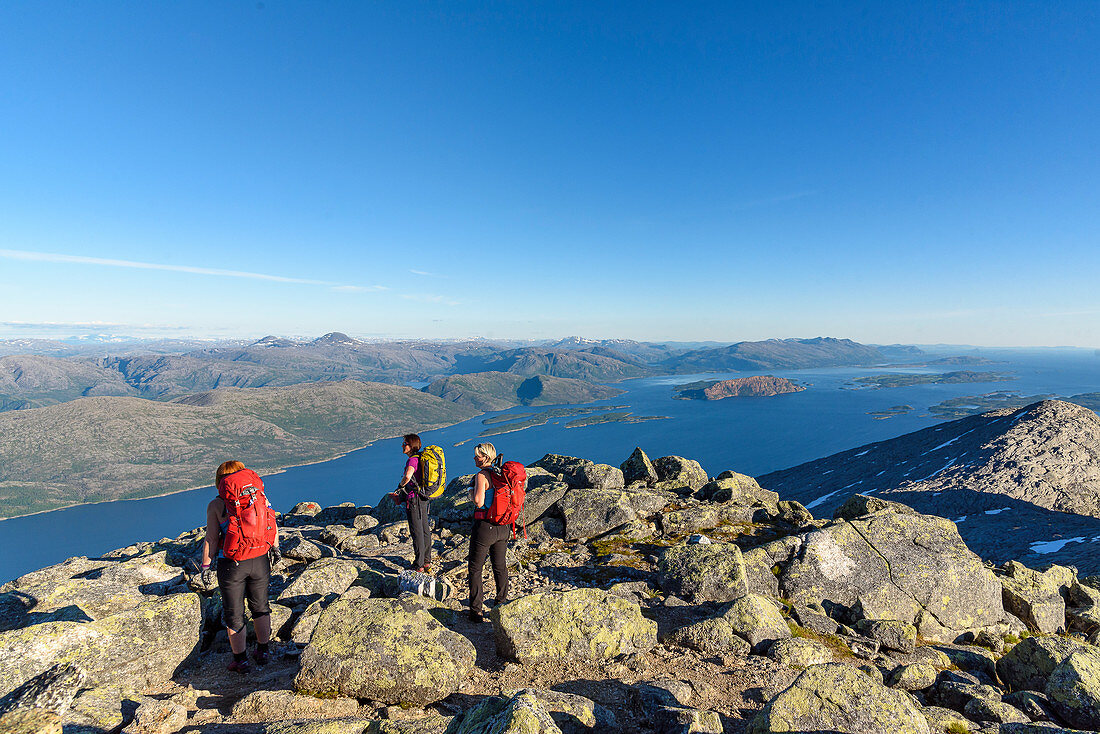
{"left": 1, "top": 2, "right": 1097, "bottom": 346}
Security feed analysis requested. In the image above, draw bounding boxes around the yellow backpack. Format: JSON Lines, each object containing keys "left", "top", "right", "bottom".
{"left": 418, "top": 445, "right": 447, "bottom": 498}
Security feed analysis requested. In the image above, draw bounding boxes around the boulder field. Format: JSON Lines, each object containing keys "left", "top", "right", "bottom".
{"left": 3, "top": 448, "right": 1100, "bottom": 733}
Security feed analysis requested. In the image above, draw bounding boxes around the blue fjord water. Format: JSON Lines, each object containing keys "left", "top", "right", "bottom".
{"left": 1, "top": 348, "right": 1097, "bottom": 584}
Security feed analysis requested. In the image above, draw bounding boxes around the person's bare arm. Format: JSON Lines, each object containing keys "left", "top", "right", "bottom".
{"left": 470, "top": 471, "right": 488, "bottom": 507}
{"left": 201, "top": 498, "right": 223, "bottom": 567}
{"left": 399, "top": 461, "right": 417, "bottom": 488}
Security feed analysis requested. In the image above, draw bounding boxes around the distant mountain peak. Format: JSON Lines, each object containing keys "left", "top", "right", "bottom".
{"left": 251, "top": 336, "right": 297, "bottom": 348}
{"left": 312, "top": 332, "right": 360, "bottom": 347}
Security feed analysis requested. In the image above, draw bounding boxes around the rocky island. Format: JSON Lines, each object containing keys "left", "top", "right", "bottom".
{"left": 673, "top": 375, "right": 805, "bottom": 400}
{"left": 6, "top": 408, "right": 1100, "bottom": 733}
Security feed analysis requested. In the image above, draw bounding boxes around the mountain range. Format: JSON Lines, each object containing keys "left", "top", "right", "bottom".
{"left": 0, "top": 333, "right": 899, "bottom": 413}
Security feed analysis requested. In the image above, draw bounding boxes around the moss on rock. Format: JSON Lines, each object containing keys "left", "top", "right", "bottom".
{"left": 493, "top": 589, "right": 656, "bottom": 665}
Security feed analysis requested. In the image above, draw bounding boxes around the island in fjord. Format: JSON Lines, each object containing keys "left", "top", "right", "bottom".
{"left": 673, "top": 375, "right": 806, "bottom": 401}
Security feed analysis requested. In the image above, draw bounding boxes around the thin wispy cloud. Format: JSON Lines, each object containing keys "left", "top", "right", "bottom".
{"left": 0, "top": 248, "right": 382, "bottom": 290}
{"left": 401, "top": 293, "right": 461, "bottom": 307}
{"left": 409, "top": 269, "right": 447, "bottom": 278}
{"left": 331, "top": 284, "right": 387, "bottom": 293}
{"left": 1, "top": 320, "right": 190, "bottom": 331}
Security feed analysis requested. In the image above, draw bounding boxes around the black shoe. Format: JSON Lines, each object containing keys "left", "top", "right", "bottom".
{"left": 468, "top": 610, "right": 486, "bottom": 623}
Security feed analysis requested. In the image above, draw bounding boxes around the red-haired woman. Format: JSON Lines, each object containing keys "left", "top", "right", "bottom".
{"left": 201, "top": 460, "right": 280, "bottom": 673}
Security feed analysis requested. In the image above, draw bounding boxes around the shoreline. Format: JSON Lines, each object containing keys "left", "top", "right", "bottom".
{"left": 0, "top": 416, "right": 472, "bottom": 523}
{"left": 0, "top": 394, "right": 634, "bottom": 522}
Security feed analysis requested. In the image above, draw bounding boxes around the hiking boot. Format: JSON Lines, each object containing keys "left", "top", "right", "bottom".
{"left": 227, "top": 658, "right": 250, "bottom": 674}
{"left": 252, "top": 649, "right": 269, "bottom": 666}
{"left": 468, "top": 610, "right": 486, "bottom": 623}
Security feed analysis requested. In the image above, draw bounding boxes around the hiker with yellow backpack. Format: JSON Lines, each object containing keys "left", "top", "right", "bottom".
{"left": 392, "top": 433, "right": 446, "bottom": 573}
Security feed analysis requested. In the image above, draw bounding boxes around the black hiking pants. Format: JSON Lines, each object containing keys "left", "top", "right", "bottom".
{"left": 217, "top": 553, "right": 271, "bottom": 632}
{"left": 468, "top": 519, "right": 510, "bottom": 614}
{"left": 406, "top": 492, "right": 432, "bottom": 569}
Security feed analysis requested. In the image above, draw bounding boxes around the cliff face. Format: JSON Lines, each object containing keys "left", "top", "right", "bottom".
{"left": 760, "top": 400, "right": 1100, "bottom": 570}
{"left": 674, "top": 375, "right": 805, "bottom": 400}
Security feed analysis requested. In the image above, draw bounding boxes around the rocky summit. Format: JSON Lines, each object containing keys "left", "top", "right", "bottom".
{"left": 6, "top": 441, "right": 1100, "bottom": 733}
{"left": 761, "top": 399, "right": 1100, "bottom": 573}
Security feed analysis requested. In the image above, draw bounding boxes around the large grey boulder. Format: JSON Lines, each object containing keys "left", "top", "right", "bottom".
{"left": 277, "top": 558, "right": 364, "bottom": 607}
{"left": 533, "top": 454, "right": 624, "bottom": 489}
{"left": 724, "top": 594, "right": 791, "bottom": 652}
{"left": 1000, "top": 561, "right": 1070, "bottom": 634}
{"left": 557, "top": 486, "right": 669, "bottom": 541}
{"left": 779, "top": 508, "right": 1004, "bottom": 641}
{"left": 653, "top": 456, "right": 708, "bottom": 491}
{"left": 621, "top": 447, "right": 658, "bottom": 485}
{"left": 1, "top": 552, "right": 183, "bottom": 621}
{"left": 747, "top": 663, "right": 931, "bottom": 733}
{"left": 493, "top": 588, "right": 656, "bottom": 665}
{"left": 231, "top": 689, "right": 360, "bottom": 723}
{"left": 658, "top": 542, "right": 747, "bottom": 602}
{"left": 452, "top": 689, "right": 563, "bottom": 733}
{"left": 294, "top": 597, "right": 475, "bottom": 706}
{"left": 1046, "top": 647, "right": 1100, "bottom": 729}
{"left": 665, "top": 594, "right": 789, "bottom": 656}
{"left": 664, "top": 618, "right": 751, "bottom": 658}
{"left": 699, "top": 471, "right": 778, "bottom": 507}
{"left": 0, "top": 593, "right": 201, "bottom": 698}
{"left": 998, "top": 636, "right": 1087, "bottom": 693}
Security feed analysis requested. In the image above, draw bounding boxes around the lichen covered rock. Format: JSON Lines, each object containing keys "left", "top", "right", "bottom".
{"left": 1046, "top": 647, "right": 1100, "bottom": 729}
{"left": 723, "top": 594, "right": 791, "bottom": 652}
{"left": 294, "top": 597, "right": 475, "bottom": 706}
{"left": 557, "top": 486, "right": 669, "bottom": 541}
{"left": 747, "top": 663, "right": 930, "bottom": 733}
{"left": 452, "top": 689, "right": 563, "bottom": 733}
{"left": 0, "top": 593, "right": 200, "bottom": 698}
{"left": 998, "top": 636, "right": 1086, "bottom": 693}
{"left": 621, "top": 447, "right": 659, "bottom": 485}
{"left": 493, "top": 588, "right": 656, "bottom": 665}
{"left": 658, "top": 542, "right": 747, "bottom": 603}
{"left": 780, "top": 509, "right": 1003, "bottom": 641}
{"left": 533, "top": 454, "right": 624, "bottom": 490}
{"left": 654, "top": 456, "right": 708, "bottom": 491}
{"left": 1000, "top": 561, "right": 1069, "bottom": 635}
{"left": 277, "top": 558, "right": 364, "bottom": 607}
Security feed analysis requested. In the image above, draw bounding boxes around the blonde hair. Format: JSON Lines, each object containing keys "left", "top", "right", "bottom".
{"left": 474, "top": 443, "right": 497, "bottom": 463}
{"left": 216, "top": 460, "right": 247, "bottom": 485}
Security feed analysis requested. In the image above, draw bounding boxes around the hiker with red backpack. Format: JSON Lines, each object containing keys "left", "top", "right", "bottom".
{"left": 200, "top": 460, "right": 280, "bottom": 673}
{"left": 467, "top": 442, "right": 526, "bottom": 623}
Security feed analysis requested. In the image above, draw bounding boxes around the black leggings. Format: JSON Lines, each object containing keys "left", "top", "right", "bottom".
{"left": 406, "top": 493, "right": 432, "bottom": 569}
{"left": 468, "top": 519, "right": 510, "bottom": 614}
{"left": 217, "top": 553, "right": 271, "bottom": 632}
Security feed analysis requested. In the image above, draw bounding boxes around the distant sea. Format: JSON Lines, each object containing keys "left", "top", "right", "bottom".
{"left": 2, "top": 347, "right": 1097, "bottom": 584}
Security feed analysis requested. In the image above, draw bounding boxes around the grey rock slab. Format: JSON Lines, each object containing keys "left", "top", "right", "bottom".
{"left": 557, "top": 486, "right": 669, "bottom": 541}
{"left": 0, "top": 593, "right": 201, "bottom": 698}
{"left": 658, "top": 542, "right": 747, "bottom": 603}
{"left": 780, "top": 510, "right": 1003, "bottom": 642}
{"left": 998, "top": 636, "right": 1087, "bottom": 693}
{"left": 747, "top": 662, "right": 931, "bottom": 733}
{"left": 492, "top": 588, "right": 656, "bottom": 665}
{"left": 723, "top": 594, "right": 791, "bottom": 653}
{"left": 294, "top": 597, "right": 475, "bottom": 706}
{"left": 654, "top": 455, "right": 709, "bottom": 491}
{"left": 1046, "top": 647, "right": 1100, "bottom": 730}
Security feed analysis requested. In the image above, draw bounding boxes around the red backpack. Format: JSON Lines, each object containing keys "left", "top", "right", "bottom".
{"left": 475, "top": 459, "right": 527, "bottom": 537}
{"left": 218, "top": 468, "right": 277, "bottom": 562}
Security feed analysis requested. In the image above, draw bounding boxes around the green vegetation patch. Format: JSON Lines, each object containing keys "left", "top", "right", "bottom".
{"left": 853, "top": 370, "right": 1015, "bottom": 389}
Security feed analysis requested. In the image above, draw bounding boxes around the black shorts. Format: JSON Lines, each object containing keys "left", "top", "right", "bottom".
{"left": 216, "top": 553, "right": 271, "bottom": 632}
